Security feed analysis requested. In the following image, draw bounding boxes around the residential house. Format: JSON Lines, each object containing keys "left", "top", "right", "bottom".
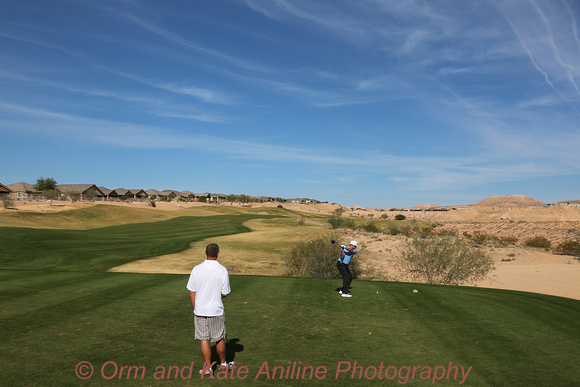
{"left": 0, "top": 183, "right": 12, "bottom": 198}
{"left": 159, "top": 190, "right": 184, "bottom": 201}
{"left": 6, "top": 182, "right": 37, "bottom": 201}
{"left": 145, "top": 189, "right": 162, "bottom": 198}
{"left": 209, "top": 193, "right": 226, "bottom": 203}
{"left": 99, "top": 187, "right": 119, "bottom": 201}
{"left": 287, "top": 198, "right": 320, "bottom": 204}
{"left": 180, "top": 190, "right": 196, "bottom": 201}
{"left": 57, "top": 184, "right": 105, "bottom": 201}
{"left": 115, "top": 188, "right": 147, "bottom": 199}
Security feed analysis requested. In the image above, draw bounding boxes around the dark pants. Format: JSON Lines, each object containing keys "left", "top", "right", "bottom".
{"left": 337, "top": 261, "right": 353, "bottom": 294}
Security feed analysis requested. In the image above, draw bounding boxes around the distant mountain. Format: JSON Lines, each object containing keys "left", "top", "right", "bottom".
{"left": 476, "top": 195, "right": 544, "bottom": 207}
{"left": 412, "top": 203, "right": 440, "bottom": 210}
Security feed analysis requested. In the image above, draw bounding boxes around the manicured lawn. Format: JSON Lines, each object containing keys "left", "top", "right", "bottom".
{"left": 1, "top": 270, "right": 578, "bottom": 386}
{"left": 0, "top": 213, "right": 280, "bottom": 271}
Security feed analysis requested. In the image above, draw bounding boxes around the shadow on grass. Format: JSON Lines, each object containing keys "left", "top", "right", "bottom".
{"left": 210, "top": 337, "right": 244, "bottom": 365}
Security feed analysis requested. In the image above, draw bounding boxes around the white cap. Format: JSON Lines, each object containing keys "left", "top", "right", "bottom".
{"left": 350, "top": 240, "right": 358, "bottom": 247}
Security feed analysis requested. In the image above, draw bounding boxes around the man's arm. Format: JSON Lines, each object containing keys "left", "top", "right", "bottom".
{"left": 189, "top": 291, "right": 196, "bottom": 311}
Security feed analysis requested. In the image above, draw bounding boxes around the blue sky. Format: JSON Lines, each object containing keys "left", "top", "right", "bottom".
{"left": 1, "top": 0, "right": 579, "bottom": 208}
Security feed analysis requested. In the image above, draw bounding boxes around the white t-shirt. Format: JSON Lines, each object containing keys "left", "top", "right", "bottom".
{"left": 186, "top": 260, "right": 231, "bottom": 316}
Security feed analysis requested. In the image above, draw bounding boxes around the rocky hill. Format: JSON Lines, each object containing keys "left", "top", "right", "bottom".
{"left": 411, "top": 203, "right": 440, "bottom": 210}
{"left": 476, "top": 195, "right": 544, "bottom": 207}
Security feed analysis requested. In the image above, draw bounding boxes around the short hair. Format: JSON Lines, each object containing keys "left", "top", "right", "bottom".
{"left": 205, "top": 243, "right": 220, "bottom": 258}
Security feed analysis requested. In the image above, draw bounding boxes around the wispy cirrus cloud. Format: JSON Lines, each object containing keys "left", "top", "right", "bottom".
{"left": 97, "top": 67, "right": 236, "bottom": 105}
{"left": 497, "top": 0, "right": 580, "bottom": 113}
{"left": 108, "top": 10, "right": 274, "bottom": 75}
{"left": 2, "top": 100, "right": 578, "bottom": 193}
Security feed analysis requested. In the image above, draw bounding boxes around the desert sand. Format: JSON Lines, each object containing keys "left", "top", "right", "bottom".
{"left": 3, "top": 200, "right": 579, "bottom": 300}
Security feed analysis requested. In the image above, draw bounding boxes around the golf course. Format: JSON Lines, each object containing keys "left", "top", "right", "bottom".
{"left": 1, "top": 204, "right": 579, "bottom": 386}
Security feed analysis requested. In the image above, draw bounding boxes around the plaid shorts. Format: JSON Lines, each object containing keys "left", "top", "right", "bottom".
{"left": 194, "top": 315, "right": 226, "bottom": 342}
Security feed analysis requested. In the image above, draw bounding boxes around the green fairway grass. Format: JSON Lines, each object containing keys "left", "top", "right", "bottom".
{"left": 1, "top": 272, "right": 578, "bottom": 386}
{"left": 1, "top": 206, "right": 579, "bottom": 386}
{"left": 0, "top": 213, "right": 286, "bottom": 271}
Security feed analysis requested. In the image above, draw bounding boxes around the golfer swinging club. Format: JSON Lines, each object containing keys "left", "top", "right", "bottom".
{"left": 186, "top": 243, "right": 232, "bottom": 376}
{"left": 337, "top": 241, "right": 357, "bottom": 297}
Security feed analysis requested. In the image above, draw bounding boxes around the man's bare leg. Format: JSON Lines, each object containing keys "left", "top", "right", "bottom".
{"left": 216, "top": 339, "right": 226, "bottom": 364}
{"left": 200, "top": 340, "right": 212, "bottom": 369}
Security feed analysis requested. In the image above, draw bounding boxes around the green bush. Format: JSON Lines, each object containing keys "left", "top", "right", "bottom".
{"left": 344, "top": 218, "right": 357, "bottom": 230}
{"left": 399, "top": 225, "right": 411, "bottom": 237}
{"left": 524, "top": 236, "right": 551, "bottom": 249}
{"left": 398, "top": 236, "right": 495, "bottom": 285}
{"left": 1, "top": 196, "right": 14, "bottom": 209}
{"left": 363, "top": 221, "right": 380, "bottom": 233}
{"left": 395, "top": 214, "right": 406, "bottom": 220}
{"left": 555, "top": 240, "right": 580, "bottom": 256}
{"left": 328, "top": 215, "right": 343, "bottom": 229}
{"left": 285, "top": 235, "right": 357, "bottom": 278}
{"left": 387, "top": 224, "right": 400, "bottom": 235}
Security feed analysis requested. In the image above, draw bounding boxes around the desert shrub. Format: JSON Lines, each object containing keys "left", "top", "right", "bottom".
{"left": 463, "top": 231, "right": 518, "bottom": 247}
{"left": 395, "top": 214, "right": 406, "bottom": 221}
{"left": 434, "top": 228, "right": 457, "bottom": 237}
{"left": 380, "top": 214, "right": 389, "bottom": 219}
{"left": 1, "top": 197, "right": 14, "bottom": 209}
{"left": 285, "top": 235, "right": 357, "bottom": 278}
{"left": 334, "top": 207, "right": 344, "bottom": 216}
{"left": 328, "top": 215, "right": 342, "bottom": 228}
{"left": 399, "top": 225, "right": 412, "bottom": 237}
{"left": 555, "top": 240, "right": 580, "bottom": 256}
{"left": 398, "top": 236, "right": 494, "bottom": 285}
{"left": 150, "top": 201, "right": 156, "bottom": 207}
{"left": 328, "top": 215, "right": 343, "bottom": 229}
{"left": 496, "top": 235, "right": 518, "bottom": 247}
{"left": 344, "top": 218, "right": 357, "bottom": 230}
{"left": 387, "top": 224, "right": 400, "bottom": 235}
{"left": 524, "top": 236, "right": 551, "bottom": 249}
{"left": 363, "top": 221, "right": 380, "bottom": 233}
{"left": 297, "top": 218, "right": 305, "bottom": 226}
{"left": 470, "top": 231, "right": 491, "bottom": 245}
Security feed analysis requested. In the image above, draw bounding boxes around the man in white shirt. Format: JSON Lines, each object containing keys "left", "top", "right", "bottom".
{"left": 186, "top": 243, "right": 231, "bottom": 374}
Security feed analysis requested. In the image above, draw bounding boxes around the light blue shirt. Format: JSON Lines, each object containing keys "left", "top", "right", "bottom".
{"left": 339, "top": 249, "right": 357, "bottom": 265}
